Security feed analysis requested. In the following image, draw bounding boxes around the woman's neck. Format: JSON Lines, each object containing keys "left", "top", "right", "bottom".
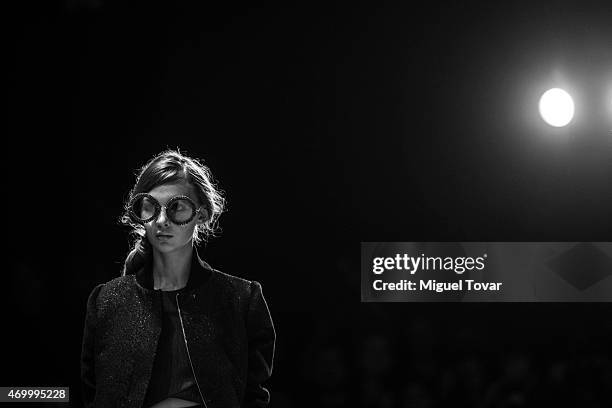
{"left": 151, "top": 244, "right": 193, "bottom": 290}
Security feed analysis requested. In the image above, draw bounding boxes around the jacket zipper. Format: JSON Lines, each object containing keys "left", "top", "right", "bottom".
{"left": 176, "top": 293, "right": 209, "bottom": 408}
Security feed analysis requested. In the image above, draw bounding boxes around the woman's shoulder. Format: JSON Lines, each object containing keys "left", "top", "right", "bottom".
{"left": 209, "top": 268, "right": 267, "bottom": 299}
{"left": 84, "top": 276, "right": 137, "bottom": 320}
{"left": 210, "top": 268, "right": 252, "bottom": 291}
{"left": 87, "top": 275, "right": 138, "bottom": 302}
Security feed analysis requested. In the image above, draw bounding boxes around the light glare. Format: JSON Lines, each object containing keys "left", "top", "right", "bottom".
{"left": 539, "top": 88, "right": 574, "bottom": 127}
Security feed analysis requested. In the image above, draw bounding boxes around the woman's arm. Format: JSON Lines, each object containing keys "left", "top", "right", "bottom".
{"left": 81, "top": 284, "right": 103, "bottom": 408}
{"left": 244, "top": 281, "right": 276, "bottom": 408}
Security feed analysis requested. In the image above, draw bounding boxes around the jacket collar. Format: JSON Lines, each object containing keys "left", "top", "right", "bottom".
{"left": 135, "top": 246, "right": 213, "bottom": 293}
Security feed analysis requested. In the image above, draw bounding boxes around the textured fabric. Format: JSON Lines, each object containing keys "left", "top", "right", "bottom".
{"left": 80, "top": 247, "right": 275, "bottom": 408}
{"left": 142, "top": 288, "right": 202, "bottom": 407}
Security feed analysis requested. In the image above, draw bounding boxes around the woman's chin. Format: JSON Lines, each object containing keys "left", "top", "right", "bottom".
{"left": 152, "top": 240, "right": 190, "bottom": 254}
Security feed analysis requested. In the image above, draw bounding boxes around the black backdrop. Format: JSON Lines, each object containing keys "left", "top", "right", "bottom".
{"left": 6, "top": 1, "right": 612, "bottom": 407}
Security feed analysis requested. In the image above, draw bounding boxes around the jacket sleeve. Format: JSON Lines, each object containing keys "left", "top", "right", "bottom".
{"left": 244, "top": 281, "right": 276, "bottom": 408}
{"left": 81, "top": 283, "right": 103, "bottom": 408}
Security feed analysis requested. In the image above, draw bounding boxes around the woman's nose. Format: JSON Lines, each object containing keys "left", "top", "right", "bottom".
{"left": 156, "top": 207, "right": 170, "bottom": 225}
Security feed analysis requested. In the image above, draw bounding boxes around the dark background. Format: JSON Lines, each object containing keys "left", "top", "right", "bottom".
{"left": 5, "top": 1, "right": 612, "bottom": 407}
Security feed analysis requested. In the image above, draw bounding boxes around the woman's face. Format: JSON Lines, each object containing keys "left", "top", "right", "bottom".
{"left": 142, "top": 182, "right": 206, "bottom": 254}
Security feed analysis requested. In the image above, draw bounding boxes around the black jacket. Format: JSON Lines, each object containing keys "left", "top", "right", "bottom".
{"left": 80, "top": 249, "right": 275, "bottom": 408}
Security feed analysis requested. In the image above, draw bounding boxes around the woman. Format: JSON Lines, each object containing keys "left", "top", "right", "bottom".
{"left": 81, "top": 150, "right": 275, "bottom": 408}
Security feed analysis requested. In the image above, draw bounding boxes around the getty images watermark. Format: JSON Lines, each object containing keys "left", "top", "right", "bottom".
{"left": 371, "top": 252, "right": 499, "bottom": 292}
{"left": 361, "top": 242, "right": 612, "bottom": 302}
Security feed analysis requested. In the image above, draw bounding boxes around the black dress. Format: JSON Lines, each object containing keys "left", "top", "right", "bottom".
{"left": 142, "top": 286, "right": 203, "bottom": 407}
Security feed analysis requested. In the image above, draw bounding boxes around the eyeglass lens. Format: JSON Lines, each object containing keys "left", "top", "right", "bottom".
{"left": 131, "top": 196, "right": 195, "bottom": 224}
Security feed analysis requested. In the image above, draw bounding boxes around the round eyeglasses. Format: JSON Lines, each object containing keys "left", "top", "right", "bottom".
{"left": 128, "top": 193, "right": 201, "bottom": 226}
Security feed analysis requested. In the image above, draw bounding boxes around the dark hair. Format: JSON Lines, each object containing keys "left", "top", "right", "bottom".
{"left": 120, "top": 149, "right": 225, "bottom": 276}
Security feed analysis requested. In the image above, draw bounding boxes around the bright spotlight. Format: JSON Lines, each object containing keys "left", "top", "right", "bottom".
{"left": 539, "top": 88, "right": 575, "bottom": 127}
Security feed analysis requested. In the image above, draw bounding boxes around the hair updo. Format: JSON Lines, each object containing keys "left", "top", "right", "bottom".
{"left": 119, "top": 149, "right": 225, "bottom": 276}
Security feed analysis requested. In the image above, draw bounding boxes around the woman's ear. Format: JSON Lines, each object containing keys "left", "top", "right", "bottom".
{"left": 197, "top": 208, "right": 209, "bottom": 225}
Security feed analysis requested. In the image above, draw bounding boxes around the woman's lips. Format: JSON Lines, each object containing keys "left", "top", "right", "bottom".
{"left": 156, "top": 234, "right": 173, "bottom": 240}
